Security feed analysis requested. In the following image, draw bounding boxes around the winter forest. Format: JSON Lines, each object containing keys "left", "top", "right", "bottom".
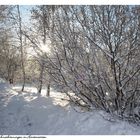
{"left": 0, "top": 5, "right": 140, "bottom": 135}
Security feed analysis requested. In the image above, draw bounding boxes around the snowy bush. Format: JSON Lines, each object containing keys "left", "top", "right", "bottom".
{"left": 32, "top": 5, "right": 140, "bottom": 124}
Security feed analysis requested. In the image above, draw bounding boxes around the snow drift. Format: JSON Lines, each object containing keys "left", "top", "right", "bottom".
{"left": 0, "top": 79, "right": 140, "bottom": 135}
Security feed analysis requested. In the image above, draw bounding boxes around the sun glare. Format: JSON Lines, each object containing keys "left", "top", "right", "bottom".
{"left": 40, "top": 42, "right": 51, "bottom": 54}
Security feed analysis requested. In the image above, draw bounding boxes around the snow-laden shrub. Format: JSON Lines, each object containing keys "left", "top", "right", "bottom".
{"left": 29, "top": 5, "right": 140, "bottom": 124}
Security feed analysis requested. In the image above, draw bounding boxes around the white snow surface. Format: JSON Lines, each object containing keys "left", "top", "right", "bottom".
{"left": 0, "top": 81, "right": 140, "bottom": 135}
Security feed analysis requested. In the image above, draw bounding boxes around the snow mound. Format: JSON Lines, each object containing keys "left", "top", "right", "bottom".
{"left": 0, "top": 78, "right": 10, "bottom": 91}
{"left": 1, "top": 85, "right": 140, "bottom": 135}
{"left": 0, "top": 78, "right": 6, "bottom": 83}
{"left": 0, "top": 78, "right": 17, "bottom": 96}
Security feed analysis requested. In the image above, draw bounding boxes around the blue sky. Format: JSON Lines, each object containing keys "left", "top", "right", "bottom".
{"left": 19, "top": 5, "right": 34, "bottom": 23}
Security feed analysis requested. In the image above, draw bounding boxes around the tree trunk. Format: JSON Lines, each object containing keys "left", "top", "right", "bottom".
{"left": 17, "top": 5, "right": 26, "bottom": 92}
{"left": 46, "top": 82, "right": 50, "bottom": 96}
{"left": 37, "top": 62, "right": 44, "bottom": 96}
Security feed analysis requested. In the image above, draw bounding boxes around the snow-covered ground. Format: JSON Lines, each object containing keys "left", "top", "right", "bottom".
{"left": 0, "top": 79, "right": 140, "bottom": 135}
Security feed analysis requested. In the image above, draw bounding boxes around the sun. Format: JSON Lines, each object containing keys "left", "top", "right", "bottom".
{"left": 40, "top": 42, "right": 51, "bottom": 54}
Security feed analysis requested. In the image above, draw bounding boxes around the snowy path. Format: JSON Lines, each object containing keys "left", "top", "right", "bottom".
{"left": 1, "top": 82, "right": 140, "bottom": 135}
